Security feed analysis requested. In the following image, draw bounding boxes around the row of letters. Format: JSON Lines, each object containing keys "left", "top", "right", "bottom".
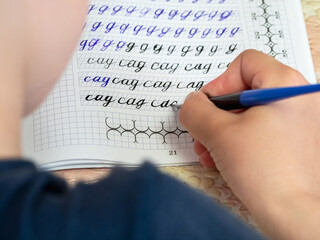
{"left": 84, "top": 57, "right": 231, "bottom": 74}
{"left": 85, "top": 21, "right": 241, "bottom": 39}
{"left": 79, "top": 39, "right": 238, "bottom": 57}
{"left": 85, "top": 94, "right": 179, "bottom": 109}
{"left": 82, "top": 75, "right": 204, "bottom": 91}
{"left": 88, "top": 4, "right": 234, "bottom": 22}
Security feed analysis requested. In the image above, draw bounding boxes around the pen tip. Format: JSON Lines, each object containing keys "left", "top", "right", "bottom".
{"left": 171, "top": 105, "right": 181, "bottom": 112}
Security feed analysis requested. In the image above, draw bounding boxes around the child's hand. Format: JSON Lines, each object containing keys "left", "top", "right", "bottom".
{"left": 179, "top": 50, "right": 320, "bottom": 239}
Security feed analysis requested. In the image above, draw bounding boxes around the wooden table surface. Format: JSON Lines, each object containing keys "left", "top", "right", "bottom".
{"left": 55, "top": 0, "right": 320, "bottom": 226}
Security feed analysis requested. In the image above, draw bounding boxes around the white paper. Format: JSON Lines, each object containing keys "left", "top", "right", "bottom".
{"left": 23, "top": 0, "right": 316, "bottom": 170}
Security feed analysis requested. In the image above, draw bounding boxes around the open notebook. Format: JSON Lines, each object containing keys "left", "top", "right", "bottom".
{"left": 23, "top": 0, "right": 316, "bottom": 170}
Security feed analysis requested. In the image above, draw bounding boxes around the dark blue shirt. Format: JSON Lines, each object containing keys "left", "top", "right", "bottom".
{"left": 0, "top": 160, "right": 265, "bottom": 239}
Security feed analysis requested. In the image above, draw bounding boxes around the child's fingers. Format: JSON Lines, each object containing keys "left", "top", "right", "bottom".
{"left": 194, "top": 140, "right": 216, "bottom": 168}
{"left": 201, "top": 49, "right": 308, "bottom": 98}
{"left": 199, "top": 150, "right": 216, "bottom": 169}
{"left": 193, "top": 140, "right": 207, "bottom": 155}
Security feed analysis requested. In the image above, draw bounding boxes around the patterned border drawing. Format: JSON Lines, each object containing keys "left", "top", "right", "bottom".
{"left": 105, "top": 118, "right": 188, "bottom": 143}
{"left": 251, "top": 0, "right": 287, "bottom": 57}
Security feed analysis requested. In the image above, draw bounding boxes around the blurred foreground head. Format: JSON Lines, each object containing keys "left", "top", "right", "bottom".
{"left": 0, "top": 0, "right": 88, "bottom": 114}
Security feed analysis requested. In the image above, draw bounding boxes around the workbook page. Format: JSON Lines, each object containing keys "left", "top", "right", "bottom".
{"left": 23, "top": 0, "right": 316, "bottom": 170}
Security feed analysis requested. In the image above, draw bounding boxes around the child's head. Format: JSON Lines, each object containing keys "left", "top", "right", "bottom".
{"left": 23, "top": 0, "right": 88, "bottom": 114}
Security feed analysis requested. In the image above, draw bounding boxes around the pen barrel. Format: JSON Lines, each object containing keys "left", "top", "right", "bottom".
{"left": 210, "top": 93, "right": 244, "bottom": 110}
{"left": 240, "top": 84, "right": 320, "bottom": 107}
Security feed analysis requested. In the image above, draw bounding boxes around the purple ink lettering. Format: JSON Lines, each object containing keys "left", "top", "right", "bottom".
{"left": 105, "top": 22, "right": 116, "bottom": 34}
{"left": 98, "top": 5, "right": 108, "bottom": 15}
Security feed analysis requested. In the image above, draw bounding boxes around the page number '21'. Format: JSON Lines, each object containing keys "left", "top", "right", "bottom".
{"left": 169, "top": 150, "right": 177, "bottom": 155}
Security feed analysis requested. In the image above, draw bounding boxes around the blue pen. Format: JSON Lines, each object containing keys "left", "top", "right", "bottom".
{"left": 172, "top": 84, "right": 320, "bottom": 111}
